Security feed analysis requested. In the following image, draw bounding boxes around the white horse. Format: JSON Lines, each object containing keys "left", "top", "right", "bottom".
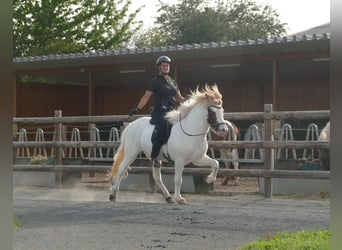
{"left": 318, "top": 121, "right": 330, "bottom": 170}
{"left": 109, "top": 84, "right": 228, "bottom": 204}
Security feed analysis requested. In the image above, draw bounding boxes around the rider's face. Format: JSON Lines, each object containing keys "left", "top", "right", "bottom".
{"left": 159, "top": 62, "right": 170, "bottom": 74}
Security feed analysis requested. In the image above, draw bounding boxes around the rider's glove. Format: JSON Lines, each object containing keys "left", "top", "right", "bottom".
{"left": 129, "top": 107, "right": 140, "bottom": 116}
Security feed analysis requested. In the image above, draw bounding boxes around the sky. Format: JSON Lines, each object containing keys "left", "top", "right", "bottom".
{"left": 132, "top": 0, "right": 330, "bottom": 35}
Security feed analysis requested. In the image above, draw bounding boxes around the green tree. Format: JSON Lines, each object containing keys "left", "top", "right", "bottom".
{"left": 13, "top": 0, "right": 142, "bottom": 57}
{"left": 131, "top": 26, "right": 167, "bottom": 48}
{"left": 140, "top": 0, "right": 286, "bottom": 46}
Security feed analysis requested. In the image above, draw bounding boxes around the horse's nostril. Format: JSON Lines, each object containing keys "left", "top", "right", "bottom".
{"left": 221, "top": 125, "right": 228, "bottom": 132}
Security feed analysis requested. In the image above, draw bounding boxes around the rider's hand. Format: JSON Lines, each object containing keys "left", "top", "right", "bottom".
{"left": 129, "top": 107, "right": 140, "bottom": 116}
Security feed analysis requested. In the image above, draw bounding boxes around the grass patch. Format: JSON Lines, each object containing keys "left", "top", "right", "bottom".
{"left": 13, "top": 215, "right": 20, "bottom": 231}
{"left": 240, "top": 229, "right": 330, "bottom": 250}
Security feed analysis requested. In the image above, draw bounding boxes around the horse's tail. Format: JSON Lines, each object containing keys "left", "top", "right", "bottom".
{"left": 107, "top": 124, "right": 129, "bottom": 179}
{"left": 111, "top": 144, "right": 125, "bottom": 177}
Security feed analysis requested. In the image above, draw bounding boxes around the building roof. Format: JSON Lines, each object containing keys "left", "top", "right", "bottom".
{"left": 290, "top": 23, "right": 330, "bottom": 36}
{"left": 13, "top": 23, "right": 330, "bottom": 87}
{"left": 14, "top": 32, "right": 330, "bottom": 72}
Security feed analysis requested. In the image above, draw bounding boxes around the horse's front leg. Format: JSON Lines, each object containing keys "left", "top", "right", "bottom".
{"left": 173, "top": 161, "right": 187, "bottom": 204}
{"left": 192, "top": 154, "right": 219, "bottom": 184}
{"left": 152, "top": 166, "right": 174, "bottom": 204}
{"left": 219, "top": 148, "right": 230, "bottom": 185}
{"left": 230, "top": 148, "right": 240, "bottom": 185}
{"left": 221, "top": 148, "right": 240, "bottom": 186}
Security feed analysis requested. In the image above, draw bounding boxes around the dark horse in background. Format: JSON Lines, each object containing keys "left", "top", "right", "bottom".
{"left": 208, "top": 120, "right": 240, "bottom": 185}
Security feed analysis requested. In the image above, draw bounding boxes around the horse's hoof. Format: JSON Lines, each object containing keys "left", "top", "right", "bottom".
{"left": 176, "top": 198, "right": 187, "bottom": 205}
{"left": 165, "top": 197, "right": 175, "bottom": 204}
{"left": 109, "top": 194, "right": 116, "bottom": 202}
{"left": 206, "top": 177, "right": 215, "bottom": 184}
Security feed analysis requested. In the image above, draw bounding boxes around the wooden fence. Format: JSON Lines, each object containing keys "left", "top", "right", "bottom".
{"left": 13, "top": 104, "right": 330, "bottom": 198}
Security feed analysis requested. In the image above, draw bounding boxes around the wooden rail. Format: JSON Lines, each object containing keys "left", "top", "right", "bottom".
{"left": 13, "top": 110, "right": 330, "bottom": 124}
{"left": 12, "top": 140, "right": 330, "bottom": 149}
{"left": 13, "top": 165, "right": 330, "bottom": 179}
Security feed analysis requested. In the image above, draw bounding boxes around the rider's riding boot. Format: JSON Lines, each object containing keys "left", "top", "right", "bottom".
{"left": 151, "top": 158, "right": 161, "bottom": 168}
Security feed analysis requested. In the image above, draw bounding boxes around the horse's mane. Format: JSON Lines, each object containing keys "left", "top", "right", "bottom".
{"left": 165, "top": 83, "right": 222, "bottom": 125}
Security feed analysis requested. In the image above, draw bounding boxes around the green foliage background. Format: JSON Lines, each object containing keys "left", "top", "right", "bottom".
{"left": 13, "top": 0, "right": 287, "bottom": 57}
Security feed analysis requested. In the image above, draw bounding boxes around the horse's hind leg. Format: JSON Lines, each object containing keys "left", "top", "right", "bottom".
{"left": 109, "top": 176, "right": 121, "bottom": 202}
{"left": 152, "top": 166, "right": 174, "bottom": 204}
{"left": 109, "top": 158, "right": 133, "bottom": 202}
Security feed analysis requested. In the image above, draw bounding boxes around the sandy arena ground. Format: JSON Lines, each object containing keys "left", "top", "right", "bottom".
{"left": 13, "top": 175, "right": 329, "bottom": 250}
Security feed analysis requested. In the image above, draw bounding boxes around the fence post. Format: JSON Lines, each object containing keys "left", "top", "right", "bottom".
{"left": 55, "top": 110, "right": 63, "bottom": 187}
{"left": 264, "top": 104, "right": 274, "bottom": 198}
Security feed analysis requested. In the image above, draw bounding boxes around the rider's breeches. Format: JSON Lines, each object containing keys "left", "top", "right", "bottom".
{"left": 150, "top": 111, "right": 168, "bottom": 160}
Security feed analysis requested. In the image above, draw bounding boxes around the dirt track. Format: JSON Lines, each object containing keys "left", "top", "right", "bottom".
{"left": 13, "top": 185, "right": 329, "bottom": 250}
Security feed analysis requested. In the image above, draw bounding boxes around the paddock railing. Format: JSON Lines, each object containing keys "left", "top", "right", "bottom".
{"left": 13, "top": 104, "right": 330, "bottom": 198}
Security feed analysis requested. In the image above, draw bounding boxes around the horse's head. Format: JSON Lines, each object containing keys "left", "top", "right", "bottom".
{"left": 203, "top": 84, "right": 228, "bottom": 137}
{"left": 166, "top": 83, "right": 228, "bottom": 137}
{"left": 210, "top": 120, "right": 239, "bottom": 141}
{"left": 207, "top": 105, "right": 228, "bottom": 137}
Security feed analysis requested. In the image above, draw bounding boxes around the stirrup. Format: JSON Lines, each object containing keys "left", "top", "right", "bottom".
{"left": 151, "top": 158, "right": 161, "bottom": 168}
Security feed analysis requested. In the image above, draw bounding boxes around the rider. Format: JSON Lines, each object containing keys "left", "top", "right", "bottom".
{"left": 128, "top": 55, "right": 185, "bottom": 168}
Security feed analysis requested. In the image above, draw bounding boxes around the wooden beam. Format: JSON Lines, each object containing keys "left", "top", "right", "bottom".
{"left": 272, "top": 59, "right": 278, "bottom": 110}
{"left": 12, "top": 164, "right": 331, "bottom": 180}
{"left": 88, "top": 71, "right": 94, "bottom": 116}
{"left": 263, "top": 104, "right": 274, "bottom": 199}
{"left": 173, "top": 64, "right": 179, "bottom": 83}
{"left": 12, "top": 109, "right": 330, "bottom": 124}
{"left": 12, "top": 140, "right": 330, "bottom": 149}
{"left": 13, "top": 76, "right": 17, "bottom": 117}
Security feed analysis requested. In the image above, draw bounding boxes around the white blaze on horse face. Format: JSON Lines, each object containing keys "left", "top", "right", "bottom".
{"left": 214, "top": 106, "right": 228, "bottom": 137}
{"left": 217, "top": 123, "right": 228, "bottom": 137}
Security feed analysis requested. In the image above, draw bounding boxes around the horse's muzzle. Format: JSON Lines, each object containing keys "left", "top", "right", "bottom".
{"left": 214, "top": 123, "right": 229, "bottom": 137}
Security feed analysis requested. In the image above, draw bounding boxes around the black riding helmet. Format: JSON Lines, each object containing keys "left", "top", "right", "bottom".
{"left": 156, "top": 55, "right": 171, "bottom": 66}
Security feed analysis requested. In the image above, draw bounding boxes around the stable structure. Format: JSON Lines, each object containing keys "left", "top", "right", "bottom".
{"left": 13, "top": 24, "right": 330, "bottom": 120}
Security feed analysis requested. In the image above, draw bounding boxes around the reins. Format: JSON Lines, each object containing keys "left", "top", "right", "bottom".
{"left": 179, "top": 111, "right": 208, "bottom": 136}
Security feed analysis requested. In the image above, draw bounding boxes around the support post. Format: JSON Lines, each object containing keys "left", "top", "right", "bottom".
{"left": 87, "top": 123, "right": 96, "bottom": 177}
{"left": 88, "top": 71, "right": 94, "bottom": 116}
{"left": 55, "top": 110, "right": 63, "bottom": 188}
{"left": 272, "top": 59, "right": 278, "bottom": 110}
{"left": 264, "top": 104, "right": 274, "bottom": 199}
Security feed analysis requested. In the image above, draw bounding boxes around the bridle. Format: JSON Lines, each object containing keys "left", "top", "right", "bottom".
{"left": 179, "top": 105, "right": 226, "bottom": 137}
{"left": 207, "top": 105, "right": 227, "bottom": 132}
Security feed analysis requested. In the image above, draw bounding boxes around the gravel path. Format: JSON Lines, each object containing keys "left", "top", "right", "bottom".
{"left": 13, "top": 187, "right": 329, "bottom": 250}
